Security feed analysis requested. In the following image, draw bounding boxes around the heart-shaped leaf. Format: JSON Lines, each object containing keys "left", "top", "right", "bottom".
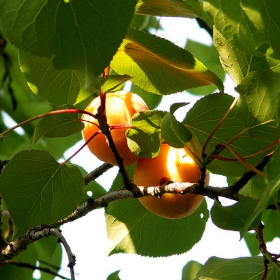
{"left": 0, "top": 150, "right": 84, "bottom": 237}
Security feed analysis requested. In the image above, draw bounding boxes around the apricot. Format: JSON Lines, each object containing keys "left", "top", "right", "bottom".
{"left": 133, "top": 144, "right": 209, "bottom": 219}
{"left": 82, "top": 91, "right": 148, "bottom": 166}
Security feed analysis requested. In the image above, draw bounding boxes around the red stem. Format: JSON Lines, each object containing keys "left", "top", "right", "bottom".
{"left": 214, "top": 143, "right": 267, "bottom": 177}
{"left": 1, "top": 109, "right": 97, "bottom": 137}
{"left": 202, "top": 96, "right": 239, "bottom": 158}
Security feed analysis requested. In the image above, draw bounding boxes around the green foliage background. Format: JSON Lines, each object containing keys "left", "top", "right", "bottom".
{"left": 0, "top": 0, "right": 280, "bottom": 279}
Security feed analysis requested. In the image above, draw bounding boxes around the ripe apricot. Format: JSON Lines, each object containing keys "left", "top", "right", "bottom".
{"left": 134, "top": 144, "right": 209, "bottom": 219}
{"left": 82, "top": 91, "right": 148, "bottom": 166}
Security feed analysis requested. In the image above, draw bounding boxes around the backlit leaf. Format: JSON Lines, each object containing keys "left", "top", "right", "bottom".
{"left": 126, "top": 110, "right": 167, "bottom": 158}
{"left": 105, "top": 168, "right": 209, "bottom": 257}
{"left": 0, "top": 150, "right": 84, "bottom": 237}
{"left": 136, "top": 0, "right": 203, "bottom": 18}
{"left": 111, "top": 29, "right": 224, "bottom": 95}
{"left": 183, "top": 93, "right": 280, "bottom": 176}
{"left": 204, "top": 0, "right": 280, "bottom": 59}
{"left": 19, "top": 51, "right": 97, "bottom": 106}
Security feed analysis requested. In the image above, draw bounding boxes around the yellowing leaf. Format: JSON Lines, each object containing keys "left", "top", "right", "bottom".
{"left": 111, "top": 29, "right": 224, "bottom": 95}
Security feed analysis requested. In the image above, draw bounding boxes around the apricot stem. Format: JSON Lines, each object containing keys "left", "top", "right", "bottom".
{"left": 0, "top": 109, "right": 96, "bottom": 137}
{"left": 60, "top": 131, "right": 100, "bottom": 165}
{"left": 210, "top": 138, "right": 279, "bottom": 163}
{"left": 201, "top": 96, "right": 239, "bottom": 158}
{"left": 214, "top": 143, "right": 267, "bottom": 177}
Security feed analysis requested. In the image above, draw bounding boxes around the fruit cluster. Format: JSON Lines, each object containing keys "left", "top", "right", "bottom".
{"left": 82, "top": 91, "right": 208, "bottom": 218}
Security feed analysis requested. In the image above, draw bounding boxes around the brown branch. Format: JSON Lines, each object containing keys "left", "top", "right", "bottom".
{"left": 84, "top": 163, "right": 113, "bottom": 185}
{"left": 229, "top": 153, "right": 273, "bottom": 193}
{"left": 0, "top": 153, "right": 272, "bottom": 264}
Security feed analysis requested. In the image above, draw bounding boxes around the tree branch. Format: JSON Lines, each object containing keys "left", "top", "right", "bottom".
{"left": 84, "top": 163, "right": 113, "bottom": 185}
{"left": 0, "top": 260, "right": 70, "bottom": 280}
{"left": 0, "top": 153, "right": 272, "bottom": 265}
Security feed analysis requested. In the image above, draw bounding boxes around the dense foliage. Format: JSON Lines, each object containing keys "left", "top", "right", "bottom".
{"left": 0, "top": 0, "right": 280, "bottom": 279}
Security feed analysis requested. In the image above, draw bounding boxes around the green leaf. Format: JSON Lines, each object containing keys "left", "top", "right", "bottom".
{"left": 105, "top": 165, "right": 208, "bottom": 257}
{"left": 211, "top": 197, "right": 259, "bottom": 231}
{"left": 101, "top": 75, "right": 131, "bottom": 93}
{"left": 107, "top": 270, "right": 121, "bottom": 280}
{"left": 181, "top": 260, "right": 203, "bottom": 280}
{"left": 262, "top": 209, "right": 280, "bottom": 243}
{"left": 135, "top": 0, "right": 203, "bottom": 18}
{"left": 31, "top": 106, "right": 84, "bottom": 147}
{"left": 126, "top": 110, "right": 167, "bottom": 158}
{"left": 19, "top": 51, "right": 97, "bottom": 106}
{"left": 213, "top": 28, "right": 250, "bottom": 85}
{"left": 170, "top": 102, "right": 190, "bottom": 115}
{"left": 111, "top": 29, "right": 224, "bottom": 95}
{"left": 204, "top": 0, "right": 280, "bottom": 59}
{"left": 185, "top": 38, "right": 226, "bottom": 95}
{"left": 0, "top": 0, "right": 137, "bottom": 82}
{"left": 33, "top": 237, "right": 62, "bottom": 279}
{"left": 183, "top": 93, "right": 278, "bottom": 176}
{"left": 0, "top": 150, "right": 84, "bottom": 237}
{"left": 243, "top": 232, "right": 260, "bottom": 257}
{"left": 106, "top": 198, "right": 208, "bottom": 257}
{"left": 236, "top": 66, "right": 280, "bottom": 126}
{"left": 0, "top": 241, "right": 37, "bottom": 279}
{"left": 238, "top": 175, "right": 267, "bottom": 199}
{"left": 195, "top": 256, "right": 280, "bottom": 280}
{"left": 161, "top": 113, "right": 192, "bottom": 148}
{"left": 105, "top": 169, "right": 209, "bottom": 257}
{"left": 240, "top": 170, "right": 280, "bottom": 238}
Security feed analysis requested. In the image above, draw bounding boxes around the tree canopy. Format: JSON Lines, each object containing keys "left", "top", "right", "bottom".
{"left": 0, "top": 0, "right": 280, "bottom": 279}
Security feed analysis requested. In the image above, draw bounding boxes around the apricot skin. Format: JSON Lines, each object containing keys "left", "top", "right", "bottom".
{"left": 82, "top": 91, "right": 148, "bottom": 166}
{"left": 133, "top": 144, "right": 209, "bottom": 219}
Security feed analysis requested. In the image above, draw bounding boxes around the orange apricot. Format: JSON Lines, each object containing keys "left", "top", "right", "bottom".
{"left": 133, "top": 144, "right": 209, "bottom": 219}
{"left": 82, "top": 91, "right": 148, "bottom": 166}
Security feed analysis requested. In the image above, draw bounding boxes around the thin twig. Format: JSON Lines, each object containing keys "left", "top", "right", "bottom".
{"left": 0, "top": 260, "right": 70, "bottom": 280}
{"left": 49, "top": 229, "right": 76, "bottom": 280}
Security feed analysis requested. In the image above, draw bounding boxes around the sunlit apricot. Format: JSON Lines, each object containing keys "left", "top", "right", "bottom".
{"left": 82, "top": 91, "right": 148, "bottom": 165}
{"left": 133, "top": 144, "right": 209, "bottom": 218}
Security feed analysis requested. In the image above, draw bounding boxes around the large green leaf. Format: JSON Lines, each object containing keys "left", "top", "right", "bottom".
{"left": 19, "top": 51, "right": 97, "bottom": 106}
{"left": 183, "top": 93, "right": 280, "bottom": 176}
{"left": 204, "top": 0, "right": 280, "bottom": 59}
{"left": 0, "top": 150, "right": 84, "bottom": 237}
{"left": 195, "top": 257, "right": 280, "bottom": 280}
{"left": 105, "top": 168, "right": 209, "bottom": 257}
{"left": 0, "top": 0, "right": 137, "bottom": 83}
{"left": 111, "top": 29, "right": 224, "bottom": 95}
{"left": 211, "top": 197, "right": 259, "bottom": 231}
{"left": 135, "top": 0, "right": 203, "bottom": 18}
{"left": 106, "top": 198, "right": 208, "bottom": 257}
